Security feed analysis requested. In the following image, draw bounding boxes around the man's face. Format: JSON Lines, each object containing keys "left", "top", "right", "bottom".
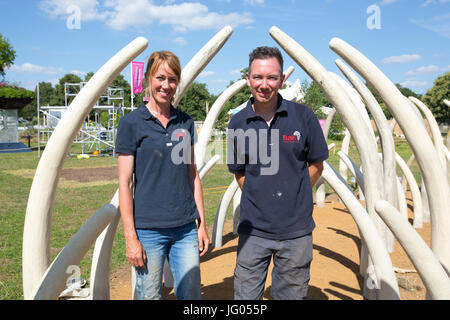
{"left": 247, "top": 57, "right": 285, "bottom": 106}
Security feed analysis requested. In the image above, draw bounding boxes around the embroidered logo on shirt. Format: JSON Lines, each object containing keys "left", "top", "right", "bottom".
{"left": 282, "top": 131, "right": 301, "bottom": 143}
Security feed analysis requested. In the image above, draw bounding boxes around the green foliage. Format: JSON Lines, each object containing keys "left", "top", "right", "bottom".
{"left": 422, "top": 72, "right": 450, "bottom": 123}
{"left": 0, "top": 34, "right": 16, "bottom": 79}
{"left": 302, "top": 79, "right": 344, "bottom": 140}
{"left": 177, "top": 82, "right": 211, "bottom": 121}
{"left": 0, "top": 84, "right": 34, "bottom": 99}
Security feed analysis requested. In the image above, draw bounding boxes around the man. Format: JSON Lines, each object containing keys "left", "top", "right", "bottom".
{"left": 227, "top": 46, "right": 329, "bottom": 300}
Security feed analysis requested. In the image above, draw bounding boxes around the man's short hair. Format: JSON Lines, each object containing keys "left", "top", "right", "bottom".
{"left": 248, "top": 46, "right": 284, "bottom": 76}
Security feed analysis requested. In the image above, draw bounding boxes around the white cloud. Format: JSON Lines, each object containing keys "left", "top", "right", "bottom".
{"left": 8, "top": 63, "right": 64, "bottom": 75}
{"left": 38, "top": 0, "right": 253, "bottom": 31}
{"left": 381, "top": 54, "right": 422, "bottom": 64}
{"left": 244, "top": 0, "right": 265, "bottom": 5}
{"left": 379, "top": 0, "right": 399, "bottom": 5}
{"left": 411, "top": 13, "right": 450, "bottom": 39}
{"left": 405, "top": 65, "right": 450, "bottom": 75}
{"left": 199, "top": 71, "right": 215, "bottom": 78}
{"left": 39, "top": 0, "right": 110, "bottom": 21}
{"left": 172, "top": 37, "right": 187, "bottom": 46}
{"left": 71, "top": 70, "right": 87, "bottom": 76}
{"left": 400, "top": 80, "right": 428, "bottom": 88}
{"left": 103, "top": 0, "right": 253, "bottom": 31}
{"left": 421, "top": 0, "right": 450, "bottom": 6}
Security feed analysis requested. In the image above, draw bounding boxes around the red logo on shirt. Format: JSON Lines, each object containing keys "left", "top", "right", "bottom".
{"left": 173, "top": 131, "right": 185, "bottom": 139}
{"left": 282, "top": 131, "right": 301, "bottom": 143}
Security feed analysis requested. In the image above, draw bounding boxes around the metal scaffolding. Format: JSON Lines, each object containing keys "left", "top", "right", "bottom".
{"left": 38, "top": 82, "right": 124, "bottom": 157}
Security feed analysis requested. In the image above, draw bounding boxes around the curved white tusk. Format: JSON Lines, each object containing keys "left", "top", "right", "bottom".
{"left": 173, "top": 26, "right": 233, "bottom": 107}
{"left": 329, "top": 37, "right": 450, "bottom": 274}
{"left": 195, "top": 79, "right": 246, "bottom": 168}
{"left": 89, "top": 190, "right": 121, "bottom": 300}
{"left": 322, "top": 107, "right": 336, "bottom": 140}
{"left": 322, "top": 163, "right": 400, "bottom": 300}
{"left": 337, "top": 151, "right": 365, "bottom": 194}
{"left": 31, "top": 203, "right": 119, "bottom": 299}
{"left": 199, "top": 154, "right": 221, "bottom": 180}
{"left": 408, "top": 96, "right": 446, "bottom": 174}
{"left": 211, "top": 179, "right": 239, "bottom": 248}
{"left": 22, "top": 37, "right": 148, "bottom": 299}
{"left": 394, "top": 153, "right": 423, "bottom": 228}
{"left": 335, "top": 59, "right": 398, "bottom": 211}
{"left": 444, "top": 99, "right": 450, "bottom": 108}
{"left": 375, "top": 200, "right": 450, "bottom": 300}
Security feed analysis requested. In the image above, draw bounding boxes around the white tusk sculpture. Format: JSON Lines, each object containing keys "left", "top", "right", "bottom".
{"left": 329, "top": 37, "right": 450, "bottom": 274}
{"left": 339, "top": 129, "right": 351, "bottom": 183}
{"left": 32, "top": 203, "right": 119, "bottom": 300}
{"left": 172, "top": 26, "right": 233, "bottom": 107}
{"left": 375, "top": 200, "right": 450, "bottom": 300}
{"left": 337, "top": 151, "right": 365, "bottom": 197}
{"left": 408, "top": 96, "right": 447, "bottom": 175}
{"left": 89, "top": 190, "right": 121, "bottom": 300}
{"left": 22, "top": 37, "right": 148, "bottom": 299}
{"left": 322, "top": 107, "right": 336, "bottom": 140}
{"left": 335, "top": 58, "right": 398, "bottom": 229}
{"left": 315, "top": 143, "right": 336, "bottom": 207}
{"left": 211, "top": 178, "right": 239, "bottom": 248}
{"left": 199, "top": 154, "right": 221, "bottom": 180}
{"left": 444, "top": 99, "right": 450, "bottom": 108}
{"left": 269, "top": 27, "right": 387, "bottom": 299}
{"left": 195, "top": 79, "right": 246, "bottom": 168}
{"left": 329, "top": 72, "right": 375, "bottom": 141}
{"left": 395, "top": 152, "right": 423, "bottom": 228}
{"left": 322, "top": 162, "right": 400, "bottom": 300}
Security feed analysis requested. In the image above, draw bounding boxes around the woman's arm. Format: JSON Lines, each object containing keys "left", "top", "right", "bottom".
{"left": 118, "top": 153, "right": 146, "bottom": 268}
{"left": 189, "top": 148, "right": 210, "bottom": 256}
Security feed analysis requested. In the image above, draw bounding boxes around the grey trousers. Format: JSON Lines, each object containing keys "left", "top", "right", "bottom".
{"left": 234, "top": 233, "right": 313, "bottom": 300}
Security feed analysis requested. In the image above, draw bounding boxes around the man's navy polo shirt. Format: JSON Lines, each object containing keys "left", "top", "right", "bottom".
{"left": 227, "top": 94, "right": 329, "bottom": 240}
{"left": 115, "top": 103, "right": 199, "bottom": 229}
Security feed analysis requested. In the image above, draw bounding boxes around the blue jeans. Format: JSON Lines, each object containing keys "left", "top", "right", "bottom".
{"left": 234, "top": 233, "right": 313, "bottom": 300}
{"left": 134, "top": 221, "right": 201, "bottom": 300}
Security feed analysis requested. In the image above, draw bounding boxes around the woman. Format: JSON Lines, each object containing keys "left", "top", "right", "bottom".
{"left": 115, "top": 51, "right": 209, "bottom": 300}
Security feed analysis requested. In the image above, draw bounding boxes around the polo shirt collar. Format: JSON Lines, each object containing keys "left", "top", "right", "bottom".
{"left": 138, "top": 103, "right": 178, "bottom": 121}
{"left": 242, "top": 93, "right": 288, "bottom": 121}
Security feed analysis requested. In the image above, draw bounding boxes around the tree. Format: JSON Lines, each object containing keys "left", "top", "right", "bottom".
{"left": 422, "top": 72, "right": 450, "bottom": 123}
{"left": 51, "top": 73, "right": 83, "bottom": 106}
{"left": 302, "top": 79, "right": 344, "bottom": 140}
{"left": 0, "top": 34, "right": 16, "bottom": 79}
{"left": 177, "top": 82, "right": 212, "bottom": 121}
{"left": 19, "top": 82, "right": 55, "bottom": 120}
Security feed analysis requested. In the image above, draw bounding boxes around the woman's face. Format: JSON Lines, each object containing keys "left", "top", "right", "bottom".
{"left": 149, "top": 61, "right": 179, "bottom": 106}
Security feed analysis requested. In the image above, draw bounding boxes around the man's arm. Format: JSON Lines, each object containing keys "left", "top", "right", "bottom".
{"left": 234, "top": 171, "right": 245, "bottom": 190}
{"left": 308, "top": 161, "right": 324, "bottom": 187}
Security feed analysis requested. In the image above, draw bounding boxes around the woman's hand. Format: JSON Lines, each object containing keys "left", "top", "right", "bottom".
{"left": 126, "top": 237, "right": 147, "bottom": 268}
{"left": 197, "top": 223, "right": 210, "bottom": 257}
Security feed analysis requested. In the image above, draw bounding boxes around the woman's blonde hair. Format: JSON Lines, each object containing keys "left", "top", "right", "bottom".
{"left": 144, "top": 51, "right": 181, "bottom": 100}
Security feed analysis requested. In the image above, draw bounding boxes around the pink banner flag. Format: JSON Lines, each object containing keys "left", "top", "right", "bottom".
{"left": 132, "top": 61, "right": 145, "bottom": 94}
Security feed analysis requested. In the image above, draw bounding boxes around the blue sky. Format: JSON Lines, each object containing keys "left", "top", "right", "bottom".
{"left": 1, "top": 0, "right": 449, "bottom": 97}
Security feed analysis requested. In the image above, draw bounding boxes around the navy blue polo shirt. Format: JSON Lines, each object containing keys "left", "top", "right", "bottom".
{"left": 115, "top": 103, "right": 199, "bottom": 229}
{"left": 227, "top": 94, "right": 329, "bottom": 240}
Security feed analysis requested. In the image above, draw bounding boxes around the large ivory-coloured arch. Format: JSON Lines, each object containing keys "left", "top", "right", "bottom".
{"left": 172, "top": 26, "right": 233, "bottom": 107}
{"left": 375, "top": 200, "right": 450, "bottom": 300}
{"left": 22, "top": 37, "right": 148, "bottom": 299}
{"left": 322, "top": 163, "right": 400, "bottom": 300}
{"left": 329, "top": 37, "right": 450, "bottom": 274}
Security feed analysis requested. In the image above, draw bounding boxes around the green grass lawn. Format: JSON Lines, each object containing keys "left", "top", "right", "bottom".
{"left": 0, "top": 137, "right": 420, "bottom": 299}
